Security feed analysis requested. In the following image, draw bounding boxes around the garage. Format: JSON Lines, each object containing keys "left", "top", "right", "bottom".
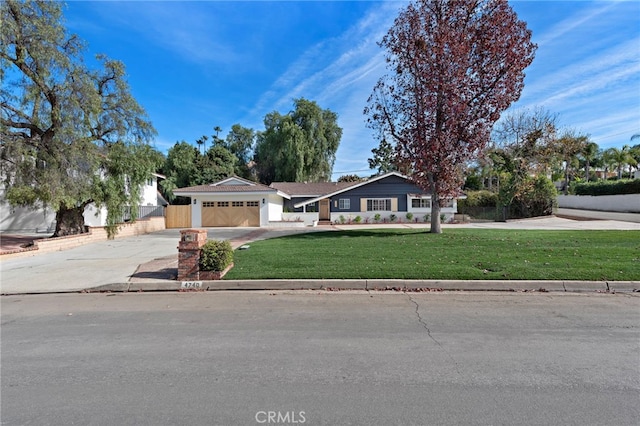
{"left": 201, "top": 200, "right": 260, "bottom": 227}
{"left": 173, "top": 176, "right": 290, "bottom": 228}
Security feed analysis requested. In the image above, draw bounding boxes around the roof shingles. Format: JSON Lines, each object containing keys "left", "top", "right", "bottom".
{"left": 269, "top": 181, "right": 356, "bottom": 197}
{"left": 174, "top": 183, "right": 275, "bottom": 194}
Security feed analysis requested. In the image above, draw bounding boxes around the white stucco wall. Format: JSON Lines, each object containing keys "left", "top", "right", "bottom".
{"left": 0, "top": 198, "right": 56, "bottom": 233}
{"left": 557, "top": 194, "right": 640, "bottom": 213}
{"left": 267, "top": 193, "right": 284, "bottom": 223}
{"left": 191, "top": 199, "right": 203, "bottom": 228}
{"left": 282, "top": 212, "right": 318, "bottom": 226}
{"left": 83, "top": 204, "right": 108, "bottom": 227}
{"left": 140, "top": 177, "right": 158, "bottom": 206}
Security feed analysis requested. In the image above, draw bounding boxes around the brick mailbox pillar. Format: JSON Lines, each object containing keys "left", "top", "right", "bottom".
{"left": 177, "top": 229, "right": 208, "bottom": 281}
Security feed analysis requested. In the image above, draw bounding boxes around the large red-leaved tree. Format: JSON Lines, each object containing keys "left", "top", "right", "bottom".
{"left": 365, "top": 0, "right": 536, "bottom": 233}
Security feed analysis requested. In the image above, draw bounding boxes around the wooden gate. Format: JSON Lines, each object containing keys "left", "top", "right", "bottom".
{"left": 165, "top": 205, "right": 192, "bottom": 228}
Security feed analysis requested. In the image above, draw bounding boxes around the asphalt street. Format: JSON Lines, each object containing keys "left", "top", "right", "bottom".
{"left": 1, "top": 291, "right": 638, "bottom": 425}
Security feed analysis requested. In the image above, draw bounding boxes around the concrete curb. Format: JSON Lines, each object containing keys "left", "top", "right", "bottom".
{"left": 3, "top": 279, "right": 638, "bottom": 295}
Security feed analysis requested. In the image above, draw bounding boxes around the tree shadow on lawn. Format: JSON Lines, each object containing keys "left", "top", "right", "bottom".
{"left": 269, "top": 228, "right": 433, "bottom": 242}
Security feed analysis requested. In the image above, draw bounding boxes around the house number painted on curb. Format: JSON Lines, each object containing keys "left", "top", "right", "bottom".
{"left": 181, "top": 281, "right": 203, "bottom": 289}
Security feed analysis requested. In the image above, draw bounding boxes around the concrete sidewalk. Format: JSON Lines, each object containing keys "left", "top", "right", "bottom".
{"left": 1, "top": 216, "right": 638, "bottom": 295}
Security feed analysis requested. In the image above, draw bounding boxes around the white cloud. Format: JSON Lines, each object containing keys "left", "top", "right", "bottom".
{"left": 245, "top": 1, "right": 404, "bottom": 178}
{"left": 533, "top": 1, "right": 619, "bottom": 48}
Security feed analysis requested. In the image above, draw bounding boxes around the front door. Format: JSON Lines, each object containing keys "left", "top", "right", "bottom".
{"left": 319, "top": 199, "right": 330, "bottom": 220}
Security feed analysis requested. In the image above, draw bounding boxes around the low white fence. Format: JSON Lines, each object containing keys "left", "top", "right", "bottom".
{"left": 282, "top": 212, "right": 319, "bottom": 226}
{"left": 557, "top": 194, "right": 640, "bottom": 213}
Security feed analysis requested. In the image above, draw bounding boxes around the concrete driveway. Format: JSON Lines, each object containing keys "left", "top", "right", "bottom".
{"left": 0, "top": 227, "right": 328, "bottom": 294}
{"left": 1, "top": 216, "right": 638, "bottom": 295}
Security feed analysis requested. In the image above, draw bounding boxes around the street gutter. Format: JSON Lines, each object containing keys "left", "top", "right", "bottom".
{"left": 2, "top": 279, "right": 638, "bottom": 295}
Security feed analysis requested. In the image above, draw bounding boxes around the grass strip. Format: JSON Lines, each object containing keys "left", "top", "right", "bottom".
{"left": 224, "top": 229, "right": 640, "bottom": 281}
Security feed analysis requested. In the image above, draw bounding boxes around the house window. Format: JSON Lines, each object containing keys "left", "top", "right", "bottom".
{"left": 247, "top": 201, "right": 259, "bottom": 207}
{"left": 441, "top": 199, "right": 454, "bottom": 208}
{"left": 411, "top": 198, "right": 431, "bottom": 209}
{"left": 202, "top": 201, "right": 215, "bottom": 208}
{"left": 232, "top": 201, "right": 244, "bottom": 207}
{"left": 338, "top": 199, "right": 350, "bottom": 209}
{"left": 217, "top": 201, "right": 229, "bottom": 207}
{"left": 366, "top": 199, "right": 392, "bottom": 211}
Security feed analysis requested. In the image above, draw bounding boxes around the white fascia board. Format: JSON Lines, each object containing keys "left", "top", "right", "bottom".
{"left": 276, "top": 190, "right": 291, "bottom": 200}
{"left": 214, "top": 176, "right": 256, "bottom": 186}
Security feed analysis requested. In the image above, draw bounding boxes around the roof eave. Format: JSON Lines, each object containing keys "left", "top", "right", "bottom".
{"left": 293, "top": 171, "right": 407, "bottom": 208}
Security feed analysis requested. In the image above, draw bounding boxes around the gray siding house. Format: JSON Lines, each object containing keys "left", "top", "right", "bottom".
{"left": 283, "top": 172, "right": 457, "bottom": 225}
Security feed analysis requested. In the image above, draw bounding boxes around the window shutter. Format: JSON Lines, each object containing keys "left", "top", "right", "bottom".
{"left": 391, "top": 198, "right": 398, "bottom": 212}
{"left": 361, "top": 198, "right": 367, "bottom": 212}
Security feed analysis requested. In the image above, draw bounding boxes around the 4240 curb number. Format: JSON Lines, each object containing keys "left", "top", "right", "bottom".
{"left": 181, "top": 281, "right": 203, "bottom": 289}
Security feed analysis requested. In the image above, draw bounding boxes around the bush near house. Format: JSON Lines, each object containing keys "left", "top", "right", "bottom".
{"left": 508, "top": 175, "right": 557, "bottom": 219}
{"left": 572, "top": 179, "right": 640, "bottom": 196}
{"left": 458, "top": 190, "right": 498, "bottom": 220}
{"left": 199, "top": 240, "right": 233, "bottom": 272}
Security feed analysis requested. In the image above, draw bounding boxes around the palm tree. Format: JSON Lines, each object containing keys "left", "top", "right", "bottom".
{"left": 196, "top": 135, "right": 208, "bottom": 155}
{"left": 605, "top": 145, "right": 637, "bottom": 179}
{"left": 213, "top": 126, "right": 222, "bottom": 147}
{"left": 555, "top": 132, "right": 587, "bottom": 194}
{"left": 580, "top": 141, "right": 599, "bottom": 182}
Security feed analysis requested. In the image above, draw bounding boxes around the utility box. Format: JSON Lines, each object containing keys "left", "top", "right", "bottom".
{"left": 177, "top": 229, "right": 208, "bottom": 281}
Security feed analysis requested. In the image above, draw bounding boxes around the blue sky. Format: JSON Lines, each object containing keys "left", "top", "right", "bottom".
{"left": 64, "top": 0, "right": 640, "bottom": 179}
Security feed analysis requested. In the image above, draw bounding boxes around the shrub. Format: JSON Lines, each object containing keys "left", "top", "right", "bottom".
{"left": 199, "top": 240, "right": 233, "bottom": 272}
{"left": 572, "top": 179, "right": 640, "bottom": 196}
{"left": 390, "top": 214, "right": 397, "bottom": 222}
{"left": 440, "top": 213, "right": 446, "bottom": 222}
{"left": 502, "top": 175, "right": 556, "bottom": 220}
{"left": 458, "top": 190, "right": 498, "bottom": 211}
{"left": 339, "top": 215, "right": 346, "bottom": 224}
{"left": 374, "top": 213, "right": 381, "bottom": 222}
{"left": 405, "top": 212, "right": 414, "bottom": 221}
{"left": 464, "top": 174, "right": 483, "bottom": 190}
{"left": 423, "top": 214, "right": 430, "bottom": 222}
{"left": 354, "top": 215, "right": 362, "bottom": 223}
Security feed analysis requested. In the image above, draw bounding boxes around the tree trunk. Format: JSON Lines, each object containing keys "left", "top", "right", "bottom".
{"left": 585, "top": 162, "right": 590, "bottom": 182}
{"left": 53, "top": 205, "right": 87, "bottom": 237}
{"left": 430, "top": 199, "right": 442, "bottom": 234}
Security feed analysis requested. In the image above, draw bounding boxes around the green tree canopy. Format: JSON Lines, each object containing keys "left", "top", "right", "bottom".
{"left": 224, "top": 124, "right": 256, "bottom": 179}
{"left": 254, "top": 98, "right": 342, "bottom": 184}
{"left": 337, "top": 174, "right": 366, "bottom": 183}
{"left": 368, "top": 139, "right": 399, "bottom": 175}
{"left": 160, "top": 141, "right": 236, "bottom": 203}
{"left": 0, "top": 0, "right": 161, "bottom": 236}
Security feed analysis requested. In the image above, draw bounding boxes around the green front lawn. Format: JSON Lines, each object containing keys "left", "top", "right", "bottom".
{"left": 225, "top": 229, "right": 640, "bottom": 281}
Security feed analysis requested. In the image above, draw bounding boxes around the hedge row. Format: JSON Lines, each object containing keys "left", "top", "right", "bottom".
{"left": 572, "top": 179, "right": 640, "bottom": 196}
{"left": 458, "top": 190, "right": 498, "bottom": 209}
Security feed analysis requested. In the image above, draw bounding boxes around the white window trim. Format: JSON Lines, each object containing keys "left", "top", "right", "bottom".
{"left": 338, "top": 199, "right": 350, "bottom": 209}
{"left": 408, "top": 195, "right": 431, "bottom": 212}
{"left": 366, "top": 198, "right": 392, "bottom": 211}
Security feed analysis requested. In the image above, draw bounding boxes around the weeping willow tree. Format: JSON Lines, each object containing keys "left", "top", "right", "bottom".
{"left": 1, "top": 0, "right": 161, "bottom": 237}
{"left": 254, "top": 98, "right": 342, "bottom": 185}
